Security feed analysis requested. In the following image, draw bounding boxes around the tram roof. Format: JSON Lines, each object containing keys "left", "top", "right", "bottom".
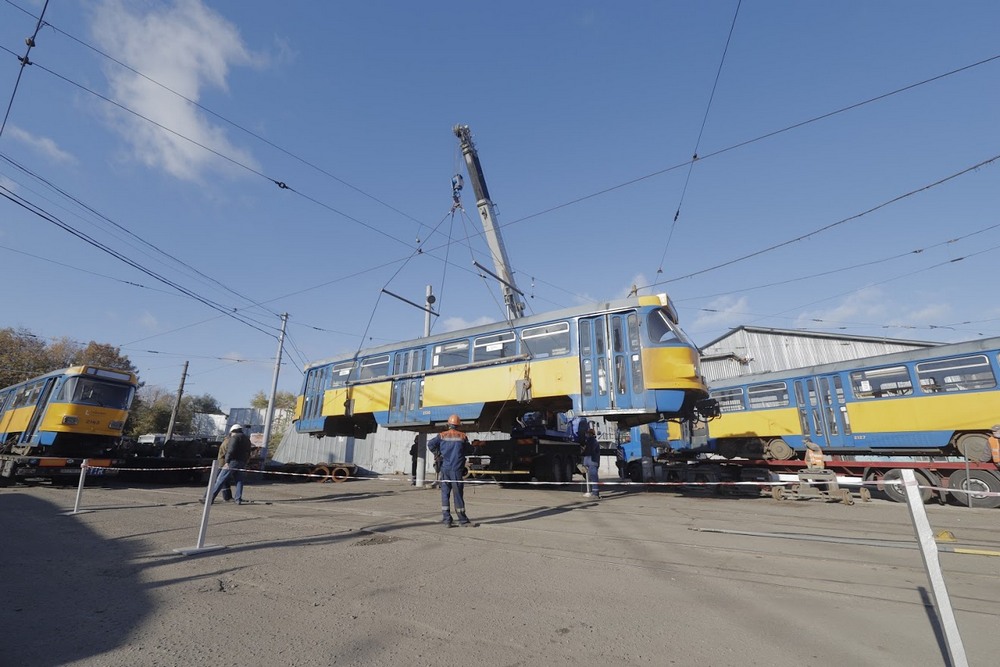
{"left": 305, "top": 294, "right": 671, "bottom": 370}
{"left": 700, "top": 325, "right": 942, "bottom": 352}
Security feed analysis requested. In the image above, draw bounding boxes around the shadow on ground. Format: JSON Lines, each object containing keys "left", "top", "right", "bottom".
{"left": 0, "top": 492, "right": 153, "bottom": 666}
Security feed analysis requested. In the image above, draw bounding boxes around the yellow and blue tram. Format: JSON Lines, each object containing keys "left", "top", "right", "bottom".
{"left": 295, "top": 294, "right": 711, "bottom": 437}
{"left": 705, "top": 336, "right": 1000, "bottom": 461}
{"left": 0, "top": 365, "right": 138, "bottom": 457}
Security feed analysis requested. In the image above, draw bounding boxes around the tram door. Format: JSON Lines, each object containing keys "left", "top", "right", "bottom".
{"left": 795, "top": 376, "right": 852, "bottom": 449}
{"left": 299, "top": 366, "right": 331, "bottom": 431}
{"left": 579, "top": 313, "right": 640, "bottom": 413}
{"left": 22, "top": 378, "right": 56, "bottom": 444}
{"left": 388, "top": 349, "right": 426, "bottom": 427}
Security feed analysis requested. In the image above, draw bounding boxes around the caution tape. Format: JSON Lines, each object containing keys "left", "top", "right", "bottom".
{"left": 62, "top": 462, "right": 1000, "bottom": 497}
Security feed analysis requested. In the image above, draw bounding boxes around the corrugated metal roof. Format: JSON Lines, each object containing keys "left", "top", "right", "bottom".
{"left": 701, "top": 327, "right": 938, "bottom": 383}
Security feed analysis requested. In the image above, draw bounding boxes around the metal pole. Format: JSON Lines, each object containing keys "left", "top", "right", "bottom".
{"left": 260, "top": 313, "right": 288, "bottom": 463}
{"left": 165, "top": 361, "right": 189, "bottom": 444}
{"left": 416, "top": 286, "right": 434, "bottom": 488}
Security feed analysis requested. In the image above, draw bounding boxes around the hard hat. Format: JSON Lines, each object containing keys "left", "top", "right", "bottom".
{"left": 230, "top": 424, "right": 243, "bottom": 432}
{"left": 447, "top": 414, "right": 461, "bottom": 427}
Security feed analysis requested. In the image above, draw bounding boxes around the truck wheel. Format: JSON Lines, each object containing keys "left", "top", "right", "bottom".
{"left": 947, "top": 470, "right": 1000, "bottom": 508}
{"left": 880, "top": 469, "right": 932, "bottom": 503}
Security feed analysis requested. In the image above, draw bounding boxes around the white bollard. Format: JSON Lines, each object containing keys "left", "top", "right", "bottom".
{"left": 901, "top": 468, "right": 968, "bottom": 667}
{"left": 173, "top": 460, "right": 226, "bottom": 556}
{"left": 62, "top": 459, "right": 94, "bottom": 516}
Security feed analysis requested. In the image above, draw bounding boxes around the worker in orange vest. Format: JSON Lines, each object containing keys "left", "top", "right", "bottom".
{"left": 989, "top": 424, "right": 1000, "bottom": 465}
{"left": 804, "top": 440, "right": 825, "bottom": 469}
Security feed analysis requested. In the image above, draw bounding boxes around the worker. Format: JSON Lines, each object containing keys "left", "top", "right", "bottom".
{"left": 207, "top": 424, "right": 252, "bottom": 505}
{"left": 804, "top": 440, "right": 825, "bottom": 469}
{"left": 428, "top": 414, "right": 473, "bottom": 527}
{"left": 216, "top": 434, "right": 234, "bottom": 501}
{"left": 989, "top": 424, "right": 1000, "bottom": 465}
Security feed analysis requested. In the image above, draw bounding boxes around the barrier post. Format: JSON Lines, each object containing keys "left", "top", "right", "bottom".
{"left": 901, "top": 469, "right": 968, "bottom": 667}
{"left": 173, "top": 460, "right": 226, "bottom": 556}
{"left": 62, "top": 459, "right": 94, "bottom": 516}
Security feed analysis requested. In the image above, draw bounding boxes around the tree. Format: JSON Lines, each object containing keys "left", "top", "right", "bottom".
{"left": 0, "top": 328, "right": 138, "bottom": 390}
{"left": 189, "top": 393, "right": 224, "bottom": 414}
{"left": 250, "top": 390, "right": 297, "bottom": 450}
{"left": 0, "top": 327, "right": 52, "bottom": 388}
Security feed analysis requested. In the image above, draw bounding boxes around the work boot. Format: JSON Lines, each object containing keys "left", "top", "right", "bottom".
{"left": 441, "top": 512, "right": 454, "bottom": 527}
{"left": 457, "top": 511, "right": 471, "bottom": 526}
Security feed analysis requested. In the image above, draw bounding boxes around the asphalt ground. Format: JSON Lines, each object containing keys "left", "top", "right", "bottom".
{"left": 2, "top": 475, "right": 999, "bottom": 666}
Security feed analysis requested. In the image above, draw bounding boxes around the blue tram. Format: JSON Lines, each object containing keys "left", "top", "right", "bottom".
{"left": 295, "top": 294, "right": 713, "bottom": 437}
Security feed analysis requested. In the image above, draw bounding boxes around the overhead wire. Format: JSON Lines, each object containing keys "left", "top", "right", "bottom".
{"left": 656, "top": 0, "right": 742, "bottom": 275}
{"left": 0, "top": 183, "right": 278, "bottom": 339}
{"left": 0, "top": 0, "right": 48, "bottom": 137}
{"left": 635, "top": 152, "right": 1000, "bottom": 292}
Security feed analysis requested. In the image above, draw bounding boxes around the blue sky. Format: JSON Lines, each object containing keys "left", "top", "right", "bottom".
{"left": 1, "top": 1, "right": 998, "bottom": 411}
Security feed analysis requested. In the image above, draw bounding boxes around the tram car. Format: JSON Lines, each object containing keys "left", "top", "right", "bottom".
{"left": 0, "top": 365, "right": 138, "bottom": 457}
{"left": 703, "top": 336, "right": 1000, "bottom": 461}
{"left": 295, "top": 294, "right": 714, "bottom": 438}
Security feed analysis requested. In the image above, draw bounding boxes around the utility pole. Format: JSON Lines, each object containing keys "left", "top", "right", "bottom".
{"left": 260, "top": 313, "right": 288, "bottom": 463}
{"left": 165, "top": 361, "right": 188, "bottom": 444}
{"left": 415, "top": 285, "right": 435, "bottom": 487}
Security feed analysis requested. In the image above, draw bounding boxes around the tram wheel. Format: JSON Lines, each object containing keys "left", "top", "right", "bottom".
{"left": 771, "top": 486, "right": 785, "bottom": 501}
{"left": 331, "top": 466, "right": 350, "bottom": 483}
{"left": 859, "top": 487, "right": 872, "bottom": 503}
{"left": 764, "top": 438, "right": 794, "bottom": 461}
{"left": 880, "top": 469, "right": 932, "bottom": 503}
{"left": 947, "top": 470, "right": 1000, "bottom": 509}
{"left": 955, "top": 433, "right": 992, "bottom": 462}
{"left": 311, "top": 465, "right": 331, "bottom": 482}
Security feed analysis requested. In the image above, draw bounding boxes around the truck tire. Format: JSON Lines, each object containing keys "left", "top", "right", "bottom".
{"left": 947, "top": 470, "right": 1000, "bottom": 509}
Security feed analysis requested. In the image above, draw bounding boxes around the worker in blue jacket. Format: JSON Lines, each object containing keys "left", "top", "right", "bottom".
{"left": 428, "top": 414, "right": 473, "bottom": 527}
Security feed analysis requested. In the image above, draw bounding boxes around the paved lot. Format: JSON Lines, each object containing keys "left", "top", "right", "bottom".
{"left": 2, "top": 475, "right": 999, "bottom": 666}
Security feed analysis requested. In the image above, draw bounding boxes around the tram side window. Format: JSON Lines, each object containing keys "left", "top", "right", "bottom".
{"left": 433, "top": 341, "right": 470, "bottom": 369}
{"left": 395, "top": 349, "right": 426, "bottom": 376}
{"left": 474, "top": 331, "right": 516, "bottom": 362}
{"left": 330, "top": 361, "right": 355, "bottom": 387}
{"left": 850, "top": 365, "right": 913, "bottom": 399}
{"left": 521, "top": 322, "right": 570, "bottom": 358}
{"left": 355, "top": 355, "right": 390, "bottom": 381}
{"left": 915, "top": 355, "right": 995, "bottom": 393}
{"left": 713, "top": 388, "right": 745, "bottom": 413}
{"left": 747, "top": 382, "right": 789, "bottom": 409}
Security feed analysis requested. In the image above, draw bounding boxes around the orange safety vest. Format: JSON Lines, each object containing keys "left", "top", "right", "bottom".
{"left": 804, "top": 447, "right": 825, "bottom": 469}
{"left": 988, "top": 436, "right": 1000, "bottom": 465}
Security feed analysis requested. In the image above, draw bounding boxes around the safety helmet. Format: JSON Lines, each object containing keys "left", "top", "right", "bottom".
{"left": 447, "top": 414, "right": 461, "bottom": 427}
{"left": 230, "top": 424, "right": 243, "bottom": 432}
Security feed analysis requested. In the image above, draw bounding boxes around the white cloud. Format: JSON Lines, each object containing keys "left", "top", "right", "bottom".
{"left": 690, "top": 294, "right": 749, "bottom": 332}
{"left": 437, "top": 315, "right": 495, "bottom": 333}
{"left": 89, "top": 0, "right": 261, "bottom": 181}
{"left": 5, "top": 126, "right": 77, "bottom": 163}
{"left": 793, "top": 287, "right": 887, "bottom": 328}
{"left": 138, "top": 311, "right": 159, "bottom": 329}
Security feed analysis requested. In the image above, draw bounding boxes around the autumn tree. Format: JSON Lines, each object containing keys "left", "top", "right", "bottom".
{"left": 250, "top": 390, "right": 296, "bottom": 449}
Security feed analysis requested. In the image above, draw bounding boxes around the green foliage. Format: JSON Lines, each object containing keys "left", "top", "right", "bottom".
{"left": 250, "top": 390, "right": 295, "bottom": 411}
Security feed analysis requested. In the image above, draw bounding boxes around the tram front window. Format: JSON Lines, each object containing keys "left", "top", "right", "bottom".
{"left": 647, "top": 308, "right": 690, "bottom": 344}
{"left": 71, "top": 379, "right": 133, "bottom": 409}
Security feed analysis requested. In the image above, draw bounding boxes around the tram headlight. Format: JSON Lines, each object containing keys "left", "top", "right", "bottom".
{"left": 108, "top": 420, "right": 124, "bottom": 430}
{"left": 61, "top": 416, "right": 79, "bottom": 425}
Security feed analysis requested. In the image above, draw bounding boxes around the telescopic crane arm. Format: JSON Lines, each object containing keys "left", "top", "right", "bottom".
{"left": 453, "top": 124, "right": 526, "bottom": 320}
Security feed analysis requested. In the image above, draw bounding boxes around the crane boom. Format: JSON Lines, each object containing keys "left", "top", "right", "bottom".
{"left": 453, "top": 124, "right": 526, "bottom": 320}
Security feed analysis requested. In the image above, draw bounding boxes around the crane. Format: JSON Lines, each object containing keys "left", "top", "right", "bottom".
{"left": 453, "top": 124, "right": 526, "bottom": 320}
